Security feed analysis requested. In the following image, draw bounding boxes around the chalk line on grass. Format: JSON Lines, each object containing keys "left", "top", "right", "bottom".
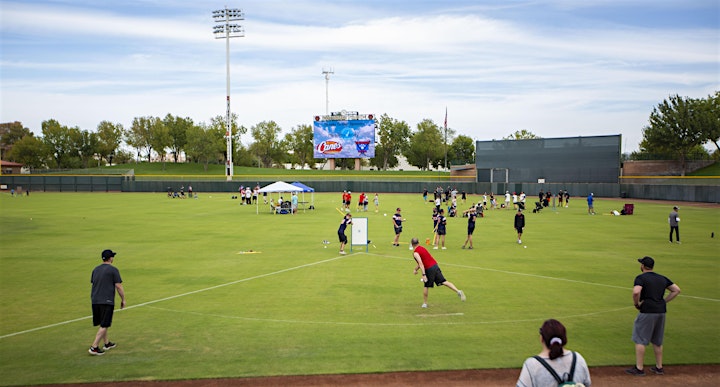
{"left": 143, "top": 305, "right": 634, "bottom": 327}
{"left": 364, "top": 252, "right": 720, "bottom": 302}
{"left": 0, "top": 253, "right": 354, "bottom": 340}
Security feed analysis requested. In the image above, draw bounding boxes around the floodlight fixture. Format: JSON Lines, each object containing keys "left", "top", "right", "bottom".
{"left": 213, "top": 6, "right": 244, "bottom": 180}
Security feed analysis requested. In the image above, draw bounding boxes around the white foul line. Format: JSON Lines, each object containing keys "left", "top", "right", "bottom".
{"left": 0, "top": 254, "right": 352, "bottom": 340}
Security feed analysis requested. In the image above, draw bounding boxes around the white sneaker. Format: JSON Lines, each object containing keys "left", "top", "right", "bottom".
{"left": 433, "top": 246, "right": 438, "bottom": 250}
{"left": 441, "top": 247, "right": 447, "bottom": 250}
{"left": 518, "top": 240, "right": 522, "bottom": 244}
{"left": 458, "top": 290, "right": 466, "bottom": 301}
{"left": 421, "top": 303, "right": 427, "bottom": 308}
{"left": 339, "top": 251, "right": 346, "bottom": 255}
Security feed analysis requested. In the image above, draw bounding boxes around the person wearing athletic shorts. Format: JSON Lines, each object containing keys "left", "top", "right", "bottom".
{"left": 462, "top": 206, "right": 476, "bottom": 249}
{"left": 434, "top": 208, "right": 447, "bottom": 250}
{"left": 410, "top": 238, "right": 465, "bottom": 308}
{"left": 626, "top": 256, "right": 681, "bottom": 376}
{"left": 392, "top": 208, "right": 403, "bottom": 246}
{"left": 89, "top": 249, "right": 126, "bottom": 356}
{"left": 337, "top": 213, "right": 352, "bottom": 254}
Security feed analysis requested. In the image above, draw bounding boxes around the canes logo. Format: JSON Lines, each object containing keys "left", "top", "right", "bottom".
{"left": 316, "top": 140, "right": 343, "bottom": 154}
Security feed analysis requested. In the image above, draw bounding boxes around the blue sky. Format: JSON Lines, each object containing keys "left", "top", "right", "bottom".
{"left": 1, "top": 0, "right": 718, "bottom": 152}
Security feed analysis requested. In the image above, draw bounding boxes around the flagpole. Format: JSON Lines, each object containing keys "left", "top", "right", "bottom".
{"left": 444, "top": 107, "right": 448, "bottom": 171}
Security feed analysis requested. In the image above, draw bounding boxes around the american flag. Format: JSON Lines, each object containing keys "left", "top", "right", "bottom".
{"left": 444, "top": 107, "right": 447, "bottom": 130}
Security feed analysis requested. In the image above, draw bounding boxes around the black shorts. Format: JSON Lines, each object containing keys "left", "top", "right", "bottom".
{"left": 437, "top": 227, "right": 446, "bottom": 236}
{"left": 467, "top": 226, "right": 475, "bottom": 235}
{"left": 92, "top": 304, "right": 115, "bottom": 328}
{"left": 424, "top": 264, "right": 447, "bottom": 288}
{"left": 515, "top": 227, "right": 523, "bottom": 233}
{"left": 338, "top": 232, "right": 347, "bottom": 243}
{"left": 394, "top": 225, "right": 403, "bottom": 235}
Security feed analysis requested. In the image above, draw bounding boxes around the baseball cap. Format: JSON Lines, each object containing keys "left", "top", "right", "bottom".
{"left": 638, "top": 256, "right": 654, "bottom": 268}
{"left": 101, "top": 249, "right": 117, "bottom": 260}
{"left": 673, "top": 206, "right": 679, "bottom": 210}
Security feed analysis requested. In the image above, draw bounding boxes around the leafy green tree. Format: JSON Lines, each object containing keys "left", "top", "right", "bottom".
{"left": 149, "top": 117, "right": 171, "bottom": 163}
{"left": 699, "top": 91, "right": 720, "bottom": 155}
{"left": 403, "top": 119, "right": 444, "bottom": 170}
{"left": 0, "top": 121, "right": 33, "bottom": 156}
{"left": 163, "top": 114, "right": 192, "bottom": 163}
{"left": 186, "top": 123, "right": 224, "bottom": 171}
{"left": 209, "top": 113, "right": 244, "bottom": 164}
{"left": 448, "top": 134, "right": 475, "bottom": 165}
{"left": 127, "top": 116, "right": 154, "bottom": 162}
{"left": 284, "top": 124, "right": 315, "bottom": 169}
{"left": 249, "top": 121, "right": 286, "bottom": 168}
{"left": 234, "top": 142, "right": 257, "bottom": 167}
{"left": 96, "top": 121, "right": 124, "bottom": 166}
{"left": 503, "top": 129, "right": 541, "bottom": 140}
{"left": 41, "top": 119, "right": 76, "bottom": 168}
{"left": 7, "top": 135, "right": 48, "bottom": 168}
{"left": 640, "top": 94, "right": 707, "bottom": 175}
{"left": 372, "top": 114, "right": 410, "bottom": 170}
{"left": 76, "top": 129, "right": 99, "bottom": 168}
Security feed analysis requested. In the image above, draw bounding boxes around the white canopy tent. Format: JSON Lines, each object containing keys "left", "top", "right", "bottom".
{"left": 257, "top": 181, "right": 301, "bottom": 214}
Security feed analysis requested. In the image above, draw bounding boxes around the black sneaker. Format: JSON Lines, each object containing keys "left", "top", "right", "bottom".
{"left": 103, "top": 342, "right": 116, "bottom": 350}
{"left": 625, "top": 366, "right": 645, "bottom": 376}
{"left": 88, "top": 346, "right": 105, "bottom": 356}
{"left": 650, "top": 366, "right": 664, "bottom": 375}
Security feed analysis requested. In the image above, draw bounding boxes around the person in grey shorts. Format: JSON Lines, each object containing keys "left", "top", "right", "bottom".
{"left": 626, "top": 256, "right": 681, "bottom": 376}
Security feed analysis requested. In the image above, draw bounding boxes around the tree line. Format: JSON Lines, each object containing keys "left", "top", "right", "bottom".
{"left": 1, "top": 92, "right": 717, "bottom": 172}
{"left": 0, "top": 113, "right": 476, "bottom": 171}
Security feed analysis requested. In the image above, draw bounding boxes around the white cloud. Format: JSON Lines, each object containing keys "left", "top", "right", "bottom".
{"left": 1, "top": 0, "right": 717, "bottom": 154}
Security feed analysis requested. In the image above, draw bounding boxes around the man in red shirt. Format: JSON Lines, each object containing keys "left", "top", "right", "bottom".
{"left": 410, "top": 238, "right": 466, "bottom": 308}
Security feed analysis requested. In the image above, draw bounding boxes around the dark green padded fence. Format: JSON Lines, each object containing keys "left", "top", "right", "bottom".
{"left": 0, "top": 175, "right": 716, "bottom": 202}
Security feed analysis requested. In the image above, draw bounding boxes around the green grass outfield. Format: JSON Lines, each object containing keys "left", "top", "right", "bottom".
{"left": 0, "top": 192, "right": 718, "bottom": 386}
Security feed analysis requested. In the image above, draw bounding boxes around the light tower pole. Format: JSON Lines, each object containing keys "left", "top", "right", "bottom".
{"left": 213, "top": 7, "right": 244, "bottom": 181}
{"left": 322, "top": 67, "right": 333, "bottom": 115}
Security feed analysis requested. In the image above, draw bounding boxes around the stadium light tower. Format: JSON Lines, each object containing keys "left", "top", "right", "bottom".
{"left": 322, "top": 67, "right": 333, "bottom": 115}
{"left": 213, "top": 7, "right": 244, "bottom": 181}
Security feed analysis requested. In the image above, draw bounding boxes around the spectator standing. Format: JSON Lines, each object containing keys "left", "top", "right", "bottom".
{"left": 587, "top": 193, "right": 595, "bottom": 215}
{"left": 433, "top": 208, "right": 447, "bottom": 250}
{"left": 558, "top": 189, "right": 564, "bottom": 207}
{"left": 392, "top": 208, "right": 404, "bottom": 246}
{"left": 373, "top": 193, "right": 380, "bottom": 213}
{"left": 291, "top": 192, "right": 298, "bottom": 214}
{"left": 626, "top": 256, "right": 681, "bottom": 376}
{"left": 516, "top": 319, "right": 592, "bottom": 387}
{"left": 505, "top": 191, "right": 511, "bottom": 209}
{"left": 462, "top": 206, "right": 477, "bottom": 249}
{"left": 514, "top": 209, "right": 525, "bottom": 244}
{"left": 410, "top": 238, "right": 465, "bottom": 308}
{"left": 88, "top": 249, "right": 126, "bottom": 356}
{"left": 668, "top": 206, "right": 680, "bottom": 244}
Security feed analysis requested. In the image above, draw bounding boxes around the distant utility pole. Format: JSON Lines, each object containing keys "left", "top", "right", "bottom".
{"left": 213, "top": 7, "right": 244, "bottom": 181}
{"left": 322, "top": 67, "right": 334, "bottom": 115}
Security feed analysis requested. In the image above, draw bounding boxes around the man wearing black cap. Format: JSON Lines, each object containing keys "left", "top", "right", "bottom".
{"left": 626, "top": 256, "right": 681, "bottom": 376}
{"left": 89, "top": 249, "right": 126, "bottom": 355}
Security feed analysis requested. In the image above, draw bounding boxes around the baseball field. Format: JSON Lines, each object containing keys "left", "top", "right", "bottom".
{"left": 0, "top": 191, "right": 717, "bottom": 386}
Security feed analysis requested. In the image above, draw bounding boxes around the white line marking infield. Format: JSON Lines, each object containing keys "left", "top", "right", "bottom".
{"left": 2, "top": 252, "right": 716, "bottom": 339}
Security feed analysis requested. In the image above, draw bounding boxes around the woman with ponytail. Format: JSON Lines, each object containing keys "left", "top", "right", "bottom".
{"left": 517, "top": 319, "right": 592, "bottom": 386}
